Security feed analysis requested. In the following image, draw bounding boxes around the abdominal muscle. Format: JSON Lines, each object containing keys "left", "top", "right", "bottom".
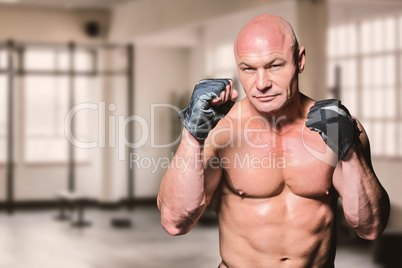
{"left": 216, "top": 185, "right": 337, "bottom": 268}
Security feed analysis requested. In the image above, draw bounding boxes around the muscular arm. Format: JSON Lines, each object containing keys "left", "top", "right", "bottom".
{"left": 333, "top": 121, "right": 390, "bottom": 240}
{"left": 157, "top": 128, "right": 222, "bottom": 235}
{"left": 157, "top": 79, "right": 237, "bottom": 235}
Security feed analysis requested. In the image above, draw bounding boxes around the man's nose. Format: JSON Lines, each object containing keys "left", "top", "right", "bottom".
{"left": 256, "top": 69, "right": 272, "bottom": 91}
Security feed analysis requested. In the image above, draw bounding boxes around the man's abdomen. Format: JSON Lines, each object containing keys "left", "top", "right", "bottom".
{"left": 217, "top": 188, "right": 337, "bottom": 268}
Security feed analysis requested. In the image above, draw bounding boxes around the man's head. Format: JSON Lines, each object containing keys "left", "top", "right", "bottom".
{"left": 234, "top": 14, "right": 305, "bottom": 115}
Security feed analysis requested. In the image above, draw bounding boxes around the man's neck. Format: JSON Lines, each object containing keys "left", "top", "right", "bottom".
{"left": 262, "top": 91, "right": 308, "bottom": 133}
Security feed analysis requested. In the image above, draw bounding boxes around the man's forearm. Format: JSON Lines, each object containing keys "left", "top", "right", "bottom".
{"left": 157, "top": 129, "right": 207, "bottom": 235}
{"left": 341, "top": 145, "right": 390, "bottom": 240}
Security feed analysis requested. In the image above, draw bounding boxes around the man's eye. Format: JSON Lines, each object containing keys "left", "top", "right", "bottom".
{"left": 243, "top": 67, "right": 255, "bottom": 72}
{"left": 271, "top": 64, "right": 281, "bottom": 69}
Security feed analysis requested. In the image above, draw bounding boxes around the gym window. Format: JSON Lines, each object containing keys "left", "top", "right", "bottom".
{"left": 327, "top": 15, "right": 402, "bottom": 157}
{"left": 23, "top": 47, "right": 94, "bottom": 163}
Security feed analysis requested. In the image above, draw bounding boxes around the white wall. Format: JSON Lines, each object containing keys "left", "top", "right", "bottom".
{"left": 109, "top": 0, "right": 281, "bottom": 42}
{"left": 296, "top": 0, "right": 328, "bottom": 100}
{"left": 0, "top": 5, "right": 110, "bottom": 43}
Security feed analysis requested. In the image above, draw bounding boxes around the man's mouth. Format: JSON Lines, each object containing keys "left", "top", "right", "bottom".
{"left": 255, "top": 94, "right": 278, "bottom": 102}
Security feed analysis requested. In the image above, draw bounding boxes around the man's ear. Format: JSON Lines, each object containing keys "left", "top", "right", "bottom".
{"left": 298, "top": 46, "right": 306, "bottom": 73}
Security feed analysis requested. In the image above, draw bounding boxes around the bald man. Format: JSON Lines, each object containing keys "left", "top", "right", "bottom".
{"left": 157, "top": 15, "right": 390, "bottom": 268}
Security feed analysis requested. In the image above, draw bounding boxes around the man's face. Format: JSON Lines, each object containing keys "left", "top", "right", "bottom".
{"left": 235, "top": 36, "right": 300, "bottom": 115}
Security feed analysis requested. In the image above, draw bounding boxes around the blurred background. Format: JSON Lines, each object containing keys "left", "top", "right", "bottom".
{"left": 0, "top": 0, "right": 401, "bottom": 267}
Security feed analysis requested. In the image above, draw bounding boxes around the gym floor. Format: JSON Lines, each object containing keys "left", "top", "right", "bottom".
{"left": 0, "top": 206, "right": 382, "bottom": 268}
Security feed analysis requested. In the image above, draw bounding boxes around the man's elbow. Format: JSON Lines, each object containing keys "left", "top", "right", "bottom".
{"left": 161, "top": 219, "right": 191, "bottom": 236}
{"left": 159, "top": 205, "right": 204, "bottom": 236}
{"left": 161, "top": 214, "right": 193, "bottom": 236}
{"left": 355, "top": 222, "right": 387, "bottom": 240}
{"left": 356, "top": 229, "right": 381, "bottom": 240}
{"left": 158, "top": 197, "right": 206, "bottom": 236}
{"left": 359, "top": 204, "right": 391, "bottom": 240}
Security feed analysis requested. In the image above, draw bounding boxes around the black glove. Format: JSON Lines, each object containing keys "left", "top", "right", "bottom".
{"left": 178, "top": 79, "right": 234, "bottom": 140}
{"left": 305, "top": 99, "right": 362, "bottom": 160}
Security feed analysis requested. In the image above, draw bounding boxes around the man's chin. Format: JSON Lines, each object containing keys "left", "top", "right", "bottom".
{"left": 253, "top": 100, "right": 285, "bottom": 115}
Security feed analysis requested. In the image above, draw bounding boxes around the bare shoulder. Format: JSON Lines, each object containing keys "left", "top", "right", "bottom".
{"left": 351, "top": 116, "right": 369, "bottom": 145}
{"left": 350, "top": 116, "right": 374, "bottom": 166}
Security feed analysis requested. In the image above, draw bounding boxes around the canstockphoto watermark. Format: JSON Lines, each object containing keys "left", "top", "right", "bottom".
{"left": 130, "top": 152, "right": 286, "bottom": 174}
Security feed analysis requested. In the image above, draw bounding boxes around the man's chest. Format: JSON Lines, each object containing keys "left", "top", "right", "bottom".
{"left": 218, "top": 125, "right": 337, "bottom": 198}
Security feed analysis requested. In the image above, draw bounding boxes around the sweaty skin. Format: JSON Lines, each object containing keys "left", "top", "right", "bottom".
{"left": 208, "top": 96, "right": 337, "bottom": 268}
{"left": 158, "top": 14, "right": 389, "bottom": 268}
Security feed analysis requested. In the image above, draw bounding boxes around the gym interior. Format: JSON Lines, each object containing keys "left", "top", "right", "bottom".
{"left": 0, "top": 0, "right": 401, "bottom": 267}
